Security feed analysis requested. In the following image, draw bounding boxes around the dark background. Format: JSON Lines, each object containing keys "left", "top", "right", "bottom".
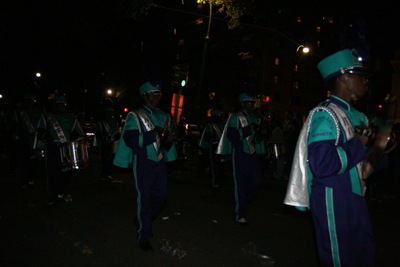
{"left": 2, "top": 1, "right": 400, "bottom": 120}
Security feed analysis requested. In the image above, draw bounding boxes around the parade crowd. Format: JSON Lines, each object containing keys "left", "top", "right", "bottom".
{"left": 1, "top": 48, "right": 399, "bottom": 267}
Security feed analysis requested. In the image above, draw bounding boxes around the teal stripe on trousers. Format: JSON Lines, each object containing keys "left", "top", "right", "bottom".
{"left": 326, "top": 188, "right": 341, "bottom": 267}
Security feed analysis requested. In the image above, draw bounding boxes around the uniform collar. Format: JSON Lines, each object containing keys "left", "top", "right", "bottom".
{"left": 142, "top": 105, "right": 157, "bottom": 115}
{"left": 329, "top": 94, "right": 352, "bottom": 111}
{"left": 241, "top": 109, "right": 250, "bottom": 117}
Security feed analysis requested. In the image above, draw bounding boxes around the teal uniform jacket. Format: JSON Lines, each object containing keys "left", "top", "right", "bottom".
{"left": 38, "top": 112, "right": 84, "bottom": 145}
{"left": 95, "top": 119, "right": 119, "bottom": 147}
{"left": 113, "top": 106, "right": 178, "bottom": 168}
{"left": 217, "top": 110, "right": 266, "bottom": 155}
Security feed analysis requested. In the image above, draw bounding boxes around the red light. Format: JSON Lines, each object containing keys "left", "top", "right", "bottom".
{"left": 262, "top": 96, "right": 270, "bottom": 102}
{"left": 124, "top": 108, "right": 128, "bottom": 112}
{"left": 378, "top": 105, "right": 382, "bottom": 108}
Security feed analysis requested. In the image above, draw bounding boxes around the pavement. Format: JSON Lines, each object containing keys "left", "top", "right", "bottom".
{"left": 1, "top": 148, "right": 399, "bottom": 267}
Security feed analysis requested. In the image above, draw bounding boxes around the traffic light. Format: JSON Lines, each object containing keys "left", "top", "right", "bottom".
{"left": 124, "top": 108, "right": 128, "bottom": 112}
{"left": 179, "top": 64, "right": 189, "bottom": 89}
{"left": 171, "top": 64, "right": 189, "bottom": 91}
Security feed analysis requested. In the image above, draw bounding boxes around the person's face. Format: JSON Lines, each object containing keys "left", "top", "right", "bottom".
{"left": 345, "top": 73, "right": 369, "bottom": 100}
{"left": 54, "top": 103, "right": 67, "bottom": 113}
{"left": 242, "top": 101, "right": 255, "bottom": 113}
{"left": 144, "top": 92, "right": 162, "bottom": 109}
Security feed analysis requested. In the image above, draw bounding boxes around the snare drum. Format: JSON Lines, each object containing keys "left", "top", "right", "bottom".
{"left": 60, "top": 138, "right": 89, "bottom": 169}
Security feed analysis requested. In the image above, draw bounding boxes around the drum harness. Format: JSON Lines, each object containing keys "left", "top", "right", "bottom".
{"left": 46, "top": 113, "right": 68, "bottom": 144}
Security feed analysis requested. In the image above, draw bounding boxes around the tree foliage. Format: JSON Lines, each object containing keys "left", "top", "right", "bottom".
{"left": 118, "top": 0, "right": 251, "bottom": 29}
{"left": 197, "top": 0, "right": 250, "bottom": 29}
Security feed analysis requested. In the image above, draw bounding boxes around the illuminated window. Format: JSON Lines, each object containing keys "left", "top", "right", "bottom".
{"left": 316, "top": 26, "right": 321, "bottom": 32}
{"left": 196, "top": 19, "right": 203, "bottom": 25}
{"left": 275, "top": 57, "right": 280, "bottom": 66}
{"left": 174, "top": 29, "right": 176, "bottom": 35}
{"left": 294, "top": 64, "right": 298, "bottom": 72}
{"left": 293, "top": 81, "right": 299, "bottom": 89}
{"left": 178, "top": 39, "right": 184, "bottom": 45}
{"left": 317, "top": 41, "right": 321, "bottom": 47}
{"left": 274, "top": 74, "right": 281, "bottom": 83}
{"left": 297, "top": 16, "right": 301, "bottom": 23}
{"left": 176, "top": 54, "right": 179, "bottom": 60}
{"left": 328, "top": 17, "right": 333, "bottom": 24}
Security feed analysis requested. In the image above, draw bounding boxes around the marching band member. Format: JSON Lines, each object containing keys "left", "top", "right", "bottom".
{"left": 284, "top": 49, "right": 374, "bottom": 266}
{"left": 216, "top": 81, "right": 267, "bottom": 224}
{"left": 198, "top": 109, "right": 225, "bottom": 188}
{"left": 95, "top": 104, "right": 120, "bottom": 181}
{"left": 113, "top": 81, "right": 177, "bottom": 251}
{"left": 15, "top": 93, "right": 43, "bottom": 190}
{"left": 38, "top": 95, "right": 84, "bottom": 206}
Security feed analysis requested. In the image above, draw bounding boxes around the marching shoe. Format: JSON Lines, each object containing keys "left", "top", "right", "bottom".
{"left": 139, "top": 241, "right": 153, "bottom": 252}
{"left": 236, "top": 218, "right": 248, "bottom": 225}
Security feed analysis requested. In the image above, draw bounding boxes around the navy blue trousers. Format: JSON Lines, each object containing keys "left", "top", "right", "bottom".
{"left": 45, "top": 143, "right": 72, "bottom": 203}
{"left": 232, "top": 149, "right": 262, "bottom": 220}
{"left": 100, "top": 141, "right": 114, "bottom": 178}
{"left": 133, "top": 154, "right": 167, "bottom": 244}
{"left": 311, "top": 187, "right": 375, "bottom": 267}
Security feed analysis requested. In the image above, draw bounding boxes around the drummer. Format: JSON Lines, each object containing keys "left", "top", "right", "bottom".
{"left": 95, "top": 104, "right": 120, "bottom": 181}
{"left": 37, "top": 94, "right": 84, "bottom": 206}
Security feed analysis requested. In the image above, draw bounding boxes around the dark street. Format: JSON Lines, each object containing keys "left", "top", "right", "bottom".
{"left": 1, "top": 147, "right": 399, "bottom": 267}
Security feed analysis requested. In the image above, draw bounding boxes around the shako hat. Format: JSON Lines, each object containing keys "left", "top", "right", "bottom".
{"left": 317, "top": 48, "right": 368, "bottom": 82}
{"left": 139, "top": 82, "right": 162, "bottom": 96}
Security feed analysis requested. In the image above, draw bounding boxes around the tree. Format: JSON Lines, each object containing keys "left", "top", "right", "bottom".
{"left": 197, "top": 0, "right": 249, "bottom": 29}
{"left": 118, "top": 0, "right": 251, "bottom": 30}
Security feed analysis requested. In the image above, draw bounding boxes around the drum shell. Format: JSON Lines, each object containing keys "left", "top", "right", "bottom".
{"left": 60, "top": 138, "right": 89, "bottom": 169}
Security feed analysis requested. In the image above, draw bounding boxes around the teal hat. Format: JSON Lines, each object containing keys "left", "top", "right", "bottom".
{"left": 211, "top": 109, "right": 221, "bottom": 117}
{"left": 54, "top": 95, "right": 67, "bottom": 104}
{"left": 317, "top": 48, "right": 368, "bottom": 82}
{"left": 139, "top": 82, "right": 162, "bottom": 96}
{"left": 239, "top": 93, "right": 256, "bottom": 102}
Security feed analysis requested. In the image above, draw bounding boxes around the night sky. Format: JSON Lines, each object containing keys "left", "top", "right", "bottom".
{"left": 2, "top": 1, "right": 400, "bottom": 113}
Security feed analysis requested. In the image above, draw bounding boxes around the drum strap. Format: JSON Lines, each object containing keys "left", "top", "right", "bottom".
{"left": 210, "top": 123, "right": 222, "bottom": 139}
{"left": 46, "top": 114, "right": 68, "bottom": 143}
{"left": 20, "top": 110, "right": 36, "bottom": 134}
{"left": 236, "top": 112, "right": 255, "bottom": 154}
{"left": 130, "top": 109, "right": 161, "bottom": 157}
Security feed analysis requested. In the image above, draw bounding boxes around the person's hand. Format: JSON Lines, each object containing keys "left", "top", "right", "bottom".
{"left": 354, "top": 125, "right": 370, "bottom": 146}
{"left": 166, "top": 132, "right": 176, "bottom": 143}
{"left": 154, "top": 126, "right": 163, "bottom": 136}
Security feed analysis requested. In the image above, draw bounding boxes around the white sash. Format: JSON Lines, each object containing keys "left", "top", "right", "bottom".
{"left": 129, "top": 109, "right": 161, "bottom": 156}
{"left": 46, "top": 114, "right": 68, "bottom": 143}
{"left": 20, "top": 110, "right": 36, "bottom": 134}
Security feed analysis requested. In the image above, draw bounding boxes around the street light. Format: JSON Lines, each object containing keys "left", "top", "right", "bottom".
{"left": 289, "top": 45, "right": 310, "bottom": 107}
{"left": 107, "top": 89, "right": 112, "bottom": 95}
{"left": 36, "top": 73, "right": 41, "bottom": 77}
